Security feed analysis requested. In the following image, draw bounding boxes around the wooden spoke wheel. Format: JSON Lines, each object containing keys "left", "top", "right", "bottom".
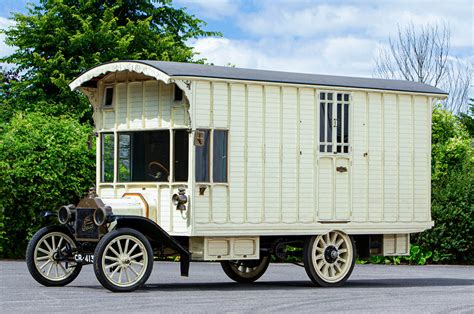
{"left": 26, "top": 226, "right": 82, "bottom": 286}
{"left": 304, "top": 231, "right": 355, "bottom": 287}
{"left": 221, "top": 255, "right": 270, "bottom": 283}
{"left": 94, "top": 228, "right": 153, "bottom": 292}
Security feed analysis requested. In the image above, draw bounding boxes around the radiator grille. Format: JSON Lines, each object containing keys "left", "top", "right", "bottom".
{"left": 75, "top": 208, "right": 100, "bottom": 241}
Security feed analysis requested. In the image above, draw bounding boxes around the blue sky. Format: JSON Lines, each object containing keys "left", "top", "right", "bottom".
{"left": 1, "top": 0, "right": 473, "bottom": 80}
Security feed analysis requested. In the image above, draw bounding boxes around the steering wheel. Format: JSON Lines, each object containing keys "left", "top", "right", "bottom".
{"left": 148, "top": 161, "right": 169, "bottom": 181}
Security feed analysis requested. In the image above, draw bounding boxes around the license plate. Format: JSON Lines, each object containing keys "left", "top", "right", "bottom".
{"left": 74, "top": 253, "right": 94, "bottom": 263}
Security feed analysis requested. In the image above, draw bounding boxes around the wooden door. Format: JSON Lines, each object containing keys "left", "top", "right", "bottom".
{"left": 317, "top": 156, "right": 351, "bottom": 221}
{"left": 317, "top": 91, "right": 351, "bottom": 221}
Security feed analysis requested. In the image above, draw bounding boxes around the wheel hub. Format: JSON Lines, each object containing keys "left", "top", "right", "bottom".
{"left": 32, "top": 231, "right": 78, "bottom": 282}
{"left": 119, "top": 254, "right": 131, "bottom": 267}
{"left": 324, "top": 245, "right": 339, "bottom": 263}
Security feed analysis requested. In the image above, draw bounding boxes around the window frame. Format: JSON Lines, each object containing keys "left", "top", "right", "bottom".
{"left": 318, "top": 91, "right": 351, "bottom": 155}
{"left": 195, "top": 128, "right": 229, "bottom": 184}
{"left": 117, "top": 133, "right": 133, "bottom": 182}
{"left": 102, "top": 86, "right": 114, "bottom": 108}
{"left": 195, "top": 129, "right": 211, "bottom": 183}
{"left": 99, "top": 129, "right": 191, "bottom": 184}
{"left": 173, "top": 128, "right": 190, "bottom": 183}
{"left": 173, "top": 83, "right": 183, "bottom": 102}
{"left": 212, "top": 129, "right": 229, "bottom": 183}
{"left": 100, "top": 132, "right": 115, "bottom": 183}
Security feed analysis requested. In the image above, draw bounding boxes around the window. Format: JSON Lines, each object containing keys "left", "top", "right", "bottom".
{"left": 118, "top": 134, "right": 131, "bottom": 181}
{"left": 195, "top": 130, "right": 228, "bottom": 183}
{"left": 118, "top": 131, "right": 170, "bottom": 182}
{"left": 103, "top": 87, "right": 114, "bottom": 107}
{"left": 174, "top": 130, "right": 189, "bottom": 182}
{"left": 319, "top": 92, "right": 350, "bottom": 154}
{"left": 101, "top": 133, "right": 114, "bottom": 182}
{"left": 174, "top": 84, "right": 183, "bottom": 101}
{"left": 195, "top": 130, "right": 210, "bottom": 182}
{"left": 213, "top": 130, "right": 228, "bottom": 182}
{"left": 100, "top": 130, "right": 191, "bottom": 183}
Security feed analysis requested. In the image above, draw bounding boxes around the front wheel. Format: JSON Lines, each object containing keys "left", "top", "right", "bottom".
{"left": 221, "top": 255, "right": 270, "bottom": 283}
{"left": 93, "top": 228, "right": 153, "bottom": 292}
{"left": 304, "top": 231, "right": 355, "bottom": 287}
{"left": 26, "top": 226, "right": 82, "bottom": 286}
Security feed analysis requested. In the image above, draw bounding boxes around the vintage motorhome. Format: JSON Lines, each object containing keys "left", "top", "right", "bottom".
{"left": 26, "top": 61, "right": 447, "bottom": 292}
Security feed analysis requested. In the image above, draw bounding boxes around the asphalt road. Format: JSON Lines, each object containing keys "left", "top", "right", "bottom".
{"left": 0, "top": 261, "right": 473, "bottom": 313}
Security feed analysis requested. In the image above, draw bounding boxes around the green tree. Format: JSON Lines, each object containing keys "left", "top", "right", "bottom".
{"left": 0, "top": 112, "right": 96, "bottom": 258}
{"left": 1, "top": 0, "right": 219, "bottom": 121}
{"left": 457, "top": 98, "right": 474, "bottom": 137}
{"left": 414, "top": 106, "right": 473, "bottom": 263}
{"left": 0, "top": 0, "right": 219, "bottom": 258}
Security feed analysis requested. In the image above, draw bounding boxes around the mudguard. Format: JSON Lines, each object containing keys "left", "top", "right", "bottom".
{"left": 112, "top": 215, "right": 191, "bottom": 277}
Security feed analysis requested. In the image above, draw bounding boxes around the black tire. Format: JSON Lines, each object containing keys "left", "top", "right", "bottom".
{"left": 221, "top": 255, "right": 270, "bottom": 283}
{"left": 94, "top": 228, "right": 153, "bottom": 292}
{"left": 304, "top": 231, "right": 356, "bottom": 287}
{"left": 26, "top": 226, "right": 82, "bottom": 287}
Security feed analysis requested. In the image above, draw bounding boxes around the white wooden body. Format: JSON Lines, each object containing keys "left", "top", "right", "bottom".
{"left": 71, "top": 62, "right": 442, "bottom": 239}
{"left": 188, "top": 82, "right": 434, "bottom": 237}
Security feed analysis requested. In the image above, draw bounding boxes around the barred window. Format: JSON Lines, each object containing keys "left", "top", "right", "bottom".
{"left": 319, "top": 92, "right": 350, "bottom": 154}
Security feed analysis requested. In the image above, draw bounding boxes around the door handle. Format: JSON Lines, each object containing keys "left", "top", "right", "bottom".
{"left": 336, "top": 166, "right": 347, "bottom": 173}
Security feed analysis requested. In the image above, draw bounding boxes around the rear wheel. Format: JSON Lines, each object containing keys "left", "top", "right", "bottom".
{"left": 221, "top": 255, "right": 270, "bottom": 283}
{"left": 304, "top": 231, "right": 355, "bottom": 287}
{"left": 94, "top": 228, "right": 153, "bottom": 292}
{"left": 26, "top": 226, "right": 82, "bottom": 286}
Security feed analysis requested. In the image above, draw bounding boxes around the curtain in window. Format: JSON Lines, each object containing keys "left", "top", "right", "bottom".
{"left": 213, "top": 130, "right": 228, "bottom": 182}
{"left": 195, "top": 130, "right": 210, "bottom": 182}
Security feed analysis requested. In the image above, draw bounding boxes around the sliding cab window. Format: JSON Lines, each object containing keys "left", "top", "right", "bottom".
{"left": 101, "top": 133, "right": 115, "bottom": 182}
{"left": 118, "top": 131, "right": 170, "bottom": 182}
{"left": 100, "top": 130, "right": 189, "bottom": 183}
{"left": 195, "top": 130, "right": 228, "bottom": 183}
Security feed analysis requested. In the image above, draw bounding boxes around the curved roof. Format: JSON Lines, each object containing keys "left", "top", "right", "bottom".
{"left": 70, "top": 60, "right": 447, "bottom": 95}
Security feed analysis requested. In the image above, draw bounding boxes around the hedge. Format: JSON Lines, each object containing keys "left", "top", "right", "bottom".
{"left": 0, "top": 112, "right": 95, "bottom": 257}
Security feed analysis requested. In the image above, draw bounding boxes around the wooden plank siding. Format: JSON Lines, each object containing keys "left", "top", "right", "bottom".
{"left": 93, "top": 72, "right": 433, "bottom": 236}
{"left": 190, "top": 80, "right": 433, "bottom": 236}
{"left": 95, "top": 74, "right": 190, "bottom": 235}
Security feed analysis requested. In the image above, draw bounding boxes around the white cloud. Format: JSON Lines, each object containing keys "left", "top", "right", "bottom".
{"left": 0, "top": 17, "right": 15, "bottom": 58}
{"left": 1, "top": 0, "right": 472, "bottom": 86}
{"left": 186, "top": 0, "right": 473, "bottom": 82}
{"left": 238, "top": 4, "right": 363, "bottom": 38}
{"left": 236, "top": 0, "right": 473, "bottom": 51}
{"left": 191, "top": 36, "right": 379, "bottom": 77}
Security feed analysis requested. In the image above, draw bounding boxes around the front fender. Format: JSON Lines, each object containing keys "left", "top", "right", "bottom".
{"left": 111, "top": 215, "right": 190, "bottom": 276}
{"left": 40, "top": 211, "right": 57, "bottom": 219}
